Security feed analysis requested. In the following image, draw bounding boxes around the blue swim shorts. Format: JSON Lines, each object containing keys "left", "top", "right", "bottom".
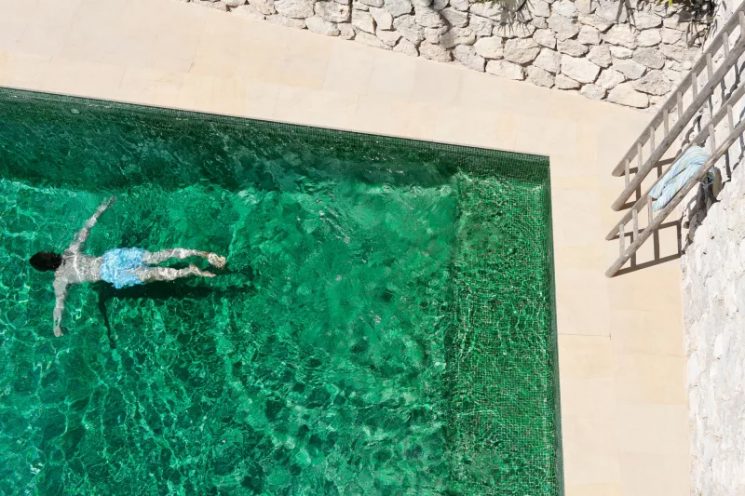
{"left": 100, "top": 248, "right": 147, "bottom": 289}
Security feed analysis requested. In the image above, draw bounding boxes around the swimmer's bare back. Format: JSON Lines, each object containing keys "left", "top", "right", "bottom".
{"left": 29, "top": 196, "right": 227, "bottom": 337}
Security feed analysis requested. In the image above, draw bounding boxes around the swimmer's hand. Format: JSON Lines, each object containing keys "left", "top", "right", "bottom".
{"left": 53, "top": 325, "right": 64, "bottom": 337}
{"left": 96, "top": 196, "right": 115, "bottom": 213}
{"left": 69, "top": 197, "right": 116, "bottom": 254}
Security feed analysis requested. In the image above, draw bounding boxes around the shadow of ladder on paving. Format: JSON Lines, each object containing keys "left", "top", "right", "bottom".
{"left": 605, "top": 1, "right": 745, "bottom": 277}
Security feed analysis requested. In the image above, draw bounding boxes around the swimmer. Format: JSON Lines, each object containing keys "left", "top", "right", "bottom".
{"left": 29, "top": 196, "right": 227, "bottom": 336}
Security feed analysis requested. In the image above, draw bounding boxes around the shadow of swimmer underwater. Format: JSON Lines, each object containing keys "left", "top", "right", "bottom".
{"left": 28, "top": 196, "right": 227, "bottom": 337}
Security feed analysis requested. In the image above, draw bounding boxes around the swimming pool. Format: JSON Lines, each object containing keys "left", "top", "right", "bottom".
{"left": 0, "top": 88, "right": 560, "bottom": 495}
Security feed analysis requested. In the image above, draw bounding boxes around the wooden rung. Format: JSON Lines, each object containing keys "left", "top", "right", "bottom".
{"left": 649, "top": 128, "right": 656, "bottom": 151}
{"left": 727, "top": 104, "right": 735, "bottom": 131}
{"left": 624, "top": 159, "right": 630, "bottom": 186}
{"left": 664, "top": 109, "right": 670, "bottom": 134}
{"left": 692, "top": 72, "right": 699, "bottom": 98}
{"left": 619, "top": 225, "right": 625, "bottom": 256}
{"left": 709, "top": 123, "right": 717, "bottom": 152}
{"left": 677, "top": 92, "right": 684, "bottom": 120}
{"left": 632, "top": 208, "right": 639, "bottom": 241}
{"left": 637, "top": 142, "right": 643, "bottom": 170}
{"left": 647, "top": 196, "right": 653, "bottom": 225}
{"left": 724, "top": 35, "right": 731, "bottom": 57}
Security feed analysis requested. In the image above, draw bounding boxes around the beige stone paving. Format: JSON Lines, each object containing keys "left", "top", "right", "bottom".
{"left": 0, "top": 0, "right": 690, "bottom": 493}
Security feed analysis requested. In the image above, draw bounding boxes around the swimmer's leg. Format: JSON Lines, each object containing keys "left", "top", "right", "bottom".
{"left": 143, "top": 248, "right": 226, "bottom": 268}
{"left": 135, "top": 265, "right": 215, "bottom": 283}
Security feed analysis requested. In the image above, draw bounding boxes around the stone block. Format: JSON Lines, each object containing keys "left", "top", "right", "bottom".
{"left": 441, "top": 26, "right": 475, "bottom": 48}
{"left": 633, "top": 47, "right": 665, "bottom": 69}
{"left": 275, "top": 0, "right": 315, "bottom": 18}
{"left": 504, "top": 37, "right": 541, "bottom": 64}
{"left": 613, "top": 58, "right": 646, "bottom": 79}
{"left": 473, "top": 36, "right": 504, "bottom": 59}
{"left": 530, "top": 0, "right": 551, "bottom": 17}
{"left": 561, "top": 54, "right": 600, "bottom": 83}
{"left": 414, "top": 5, "right": 445, "bottom": 27}
{"left": 609, "top": 45, "right": 633, "bottom": 59}
{"left": 419, "top": 41, "right": 452, "bottom": 61}
{"left": 370, "top": 6, "right": 394, "bottom": 29}
{"left": 633, "top": 10, "right": 662, "bottom": 29}
{"left": 552, "top": 0, "right": 577, "bottom": 18}
{"left": 377, "top": 28, "right": 402, "bottom": 46}
{"left": 393, "top": 14, "right": 424, "bottom": 42}
{"left": 352, "top": 9, "right": 376, "bottom": 32}
{"left": 634, "top": 69, "right": 672, "bottom": 95}
{"left": 440, "top": 7, "right": 467, "bottom": 27}
{"left": 469, "top": 15, "right": 494, "bottom": 37}
{"left": 580, "top": 83, "right": 606, "bottom": 99}
{"left": 527, "top": 65, "right": 555, "bottom": 87}
{"left": 453, "top": 45, "right": 486, "bottom": 71}
{"left": 315, "top": 1, "right": 349, "bottom": 22}
{"left": 533, "top": 28, "right": 557, "bottom": 49}
{"left": 578, "top": 25, "right": 601, "bottom": 45}
{"left": 604, "top": 24, "right": 638, "bottom": 48}
{"left": 558, "top": 39, "right": 589, "bottom": 56}
{"left": 534, "top": 47, "right": 560, "bottom": 73}
{"left": 608, "top": 81, "right": 649, "bottom": 107}
{"left": 385, "top": 0, "right": 413, "bottom": 17}
{"left": 249, "top": 0, "right": 276, "bottom": 15}
{"left": 555, "top": 73, "right": 580, "bottom": 89}
{"left": 306, "top": 15, "right": 340, "bottom": 35}
{"left": 394, "top": 37, "right": 419, "bottom": 55}
{"left": 548, "top": 12, "right": 580, "bottom": 40}
{"left": 486, "top": 59, "right": 526, "bottom": 79}
{"left": 588, "top": 44, "right": 612, "bottom": 67}
{"left": 596, "top": 67, "right": 625, "bottom": 89}
{"left": 638, "top": 29, "right": 662, "bottom": 47}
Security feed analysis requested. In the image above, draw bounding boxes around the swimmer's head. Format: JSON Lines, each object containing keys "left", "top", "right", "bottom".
{"left": 29, "top": 252, "right": 62, "bottom": 272}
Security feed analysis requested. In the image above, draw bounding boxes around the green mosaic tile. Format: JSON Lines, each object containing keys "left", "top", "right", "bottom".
{"left": 0, "top": 87, "right": 560, "bottom": 495}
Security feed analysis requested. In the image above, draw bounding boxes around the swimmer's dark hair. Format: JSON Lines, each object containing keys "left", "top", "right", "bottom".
{"left": 30, "top": 252, "right": 62, "bottom": 272}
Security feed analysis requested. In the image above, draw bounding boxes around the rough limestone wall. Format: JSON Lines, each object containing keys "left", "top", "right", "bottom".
{"left": 683, "top": 158, "right": 745, "bottom": 495}
{"left": 183, "top": 0, "right": 706, "bottom": 108}
{"left": 683, "top": 5, "right": 745, "bottom": 491}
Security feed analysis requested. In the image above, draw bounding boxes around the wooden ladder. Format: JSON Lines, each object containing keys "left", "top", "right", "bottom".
{"left": 606, "top": 4, "right": 745, "bottom": 277}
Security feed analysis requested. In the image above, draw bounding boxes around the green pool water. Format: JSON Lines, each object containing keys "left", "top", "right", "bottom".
{"left": 0, "top": 88, "right": 560, "bottom": 495}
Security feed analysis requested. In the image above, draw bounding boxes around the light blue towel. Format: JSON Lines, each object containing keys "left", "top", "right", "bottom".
{"left": 649, "top": 146, "right": 711, "bottom": 211}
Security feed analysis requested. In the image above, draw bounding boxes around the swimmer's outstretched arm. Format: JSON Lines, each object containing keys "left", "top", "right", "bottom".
{"left": 67, "top": 196, "right": 115, "bottom": 254}
{"left": 52, "top": 278, "right": 68, "bottom": 337}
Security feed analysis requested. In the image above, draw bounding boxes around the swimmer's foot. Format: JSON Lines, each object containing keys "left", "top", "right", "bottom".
{"left": 207, "top": 253, "right": 227, "bottom": 269}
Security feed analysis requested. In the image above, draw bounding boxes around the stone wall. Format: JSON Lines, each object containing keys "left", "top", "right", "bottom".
{"left": 683, "top": 158, "right": 745, "bottom": 495}
{"left": 184, "top": 0, "right": 705, "bottom": 108}
{"left": 682, "top": 4, "right": 745, "bottom": 492}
